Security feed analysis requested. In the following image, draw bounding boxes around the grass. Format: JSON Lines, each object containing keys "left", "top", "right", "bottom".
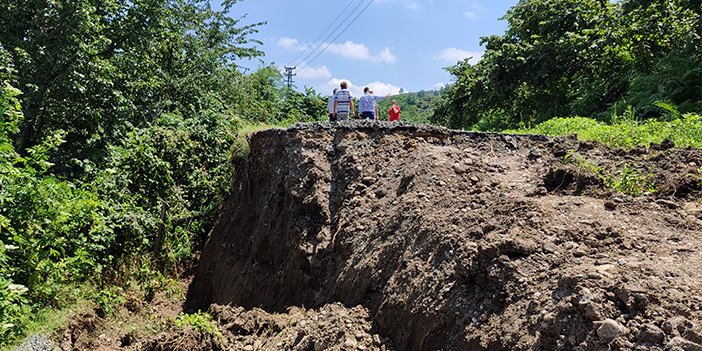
{"left": 505, "top": 113, "right": 702, "bottom": 149}
{"left": 602, "top": 162, "right": 656, "bottom": 196}
{"left": 232, "top": 120, "right": 288, "bottom": 161}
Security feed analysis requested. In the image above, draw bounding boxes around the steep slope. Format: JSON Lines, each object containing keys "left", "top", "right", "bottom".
{"left": 186, "top": 121, "right": 702, "bottom": 351}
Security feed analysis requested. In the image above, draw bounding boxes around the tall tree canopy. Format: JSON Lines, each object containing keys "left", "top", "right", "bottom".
{"left": 0, "top": 0, "right": 264, "bottom": 157}
{"left": 433, "top": 0, "right": 701, "bottom": 131}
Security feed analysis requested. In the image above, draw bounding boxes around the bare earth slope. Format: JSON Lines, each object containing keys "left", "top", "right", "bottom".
{"left": 181, "top": 121, "right": 702, "bottom": 351}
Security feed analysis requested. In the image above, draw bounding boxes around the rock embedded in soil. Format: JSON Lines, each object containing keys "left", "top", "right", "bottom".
{"left": 597, "top": 319, "right": 629, "bottom": 340}
{"left": 637, "top": 323, "right": 666, "bottom": 344}
{"left": 667, "top": 336, "right": 702, "bottom": 351}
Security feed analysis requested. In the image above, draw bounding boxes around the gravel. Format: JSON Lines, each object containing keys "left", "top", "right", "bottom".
{"left": 13, "top": 334, "right": 54, "bottom": 351}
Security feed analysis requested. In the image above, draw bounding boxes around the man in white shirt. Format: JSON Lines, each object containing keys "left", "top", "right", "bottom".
{"left": 327, "top": 88, "right": 338, "bottom": 121}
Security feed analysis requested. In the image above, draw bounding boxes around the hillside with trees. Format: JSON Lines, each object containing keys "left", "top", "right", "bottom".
{"left": 432, "top": 0, "right": 701, "bottom": 131}
{"left": 375, "top": 89, "right": 443, "bottom": 124}
{"left": 0, "top": 0, "right": 325, "bottom": 346}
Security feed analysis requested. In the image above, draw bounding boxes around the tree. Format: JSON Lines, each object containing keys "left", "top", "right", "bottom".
{"left": 433, "top": 0, "right": 701, "bottom": 131}
{"left": 0, "top": 0, "right": 264, "bottom": 163}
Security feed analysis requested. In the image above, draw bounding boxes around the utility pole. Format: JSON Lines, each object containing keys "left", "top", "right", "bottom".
{"left": 283, "top": 66, "right": 296, "bottom": 88}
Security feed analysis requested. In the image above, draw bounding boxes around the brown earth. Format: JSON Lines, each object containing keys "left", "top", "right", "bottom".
{"left": 54, "top": 121, "right": 702, "bottom": 351}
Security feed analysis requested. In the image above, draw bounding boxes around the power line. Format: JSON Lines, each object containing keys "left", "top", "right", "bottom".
{"left": 295, "top": 0, "right": 371, "bottom": 68}
{"left": 297, "top": 0, "right": 375, "bottom": 72}
{"left": 286, "top": 0, "right": 361, "bottom": 67}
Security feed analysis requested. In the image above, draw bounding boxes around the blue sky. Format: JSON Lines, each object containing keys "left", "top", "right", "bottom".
{"left": 227, "top": 0, "right": 520, "bottom": 97}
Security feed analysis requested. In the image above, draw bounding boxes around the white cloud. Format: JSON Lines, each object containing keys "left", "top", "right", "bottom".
{"left": 319, "top": 79, "right": 402, "bottom": 99}
{"left": 278, "top": 37, "right": 307, "bottom": 51}
{"left": 471, "top": 3, "right": 487, "bottom": 11}
{"left": 406, "top": 2, "right": 419, "bottom": 10}
{"left": 295, "top": 64, "right": 332, "bottom": 79}
{"left": 375, "top": 48, "right": 397, "bottom": 64}
{"left": 437, "top": 47, "right": 483, "bottom": 64}
{"left": 433, "top": 82, "right": 447, "bottom": 90}
{"left": 327, "top": 41, "right": 397, "bottom": 63}
{"left": 465, "top": 3, "right": 486, "bottom": 19}
{"left": 278, "top": 38, "right": 396, "bottom": 64}
{"left": 363, "top": 81, "right": 403, "bottom": 96}
{"left": 327, "top": 41, "right": 369, "bottom": 60}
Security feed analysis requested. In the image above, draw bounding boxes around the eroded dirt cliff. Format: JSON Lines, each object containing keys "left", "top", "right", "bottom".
{"left": 181, "top": 121, "right": 702, "bottom": 350}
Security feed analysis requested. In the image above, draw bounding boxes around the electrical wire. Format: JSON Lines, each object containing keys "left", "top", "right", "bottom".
{"left": 295, "top": 0, "right": 369, "bottom": 68}
{"left": 286, "top": 0, "right": 360, "bottom": 66}
{"left": 295, "top": 0, "right": 375, "bottom": 72}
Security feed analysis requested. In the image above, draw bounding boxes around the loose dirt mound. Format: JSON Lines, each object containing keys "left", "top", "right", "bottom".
{"left": 52, "top": 121, "right": 702, "bottom": 351}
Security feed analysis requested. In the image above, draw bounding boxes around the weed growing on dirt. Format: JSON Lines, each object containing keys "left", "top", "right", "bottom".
{"left": 603, "top": 163, "right": 656, "bottom": 196}
{"left": 175, "top": 311, "right": 223, "bottom": 342}
{"left": 89, "top": 286, "right": 126, "bottom": 316}
{"left": 564, "top": 153, "right": 605, "bottom": 176}
{"left": 563, "top": 153, "right": 655, "bottom": 196}
{"left": 232, "top": 121, "right": 286, "bottom": 162}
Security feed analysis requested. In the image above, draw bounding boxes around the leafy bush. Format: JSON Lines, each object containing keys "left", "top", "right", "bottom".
{"left": 0, "top": 245, "right": 30, "bottom": 343}
{"left": 433, "top": 0, "right": 701, "bottom": 130}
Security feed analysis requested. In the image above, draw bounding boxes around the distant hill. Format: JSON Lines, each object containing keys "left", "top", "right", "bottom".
{"left": 375, "top": 89, "right": 443, "bottom": 123}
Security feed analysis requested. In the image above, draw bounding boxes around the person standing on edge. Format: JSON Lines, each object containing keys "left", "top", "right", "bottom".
{"left": 388, "top": 100, "right": 401, "bottom": 121}
{"left": 359, "top": 87, "right": 389, "bottom": 120}
{"left": 334, "top": 81, "right": 354, "bottom": 121}
{"left": 333, "top": 81, "right": 354, "bottom": 121}
{"left": 327, "top": 88, "right": 339, "bottom": 121}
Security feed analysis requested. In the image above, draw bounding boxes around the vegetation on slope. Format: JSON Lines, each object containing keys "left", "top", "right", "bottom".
{"left": 432, "top": 0, "right": 701, "bottom": 131}
{"left": 0, "top": 0, "right": 325, "bottom": 346}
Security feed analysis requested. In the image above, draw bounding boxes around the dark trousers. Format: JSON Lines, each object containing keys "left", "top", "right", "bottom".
{"left": 329, "top": 113, "right": 336, "bottom": 122}
{"left": 361, "top": 111, "right": 375, "bottom": 120}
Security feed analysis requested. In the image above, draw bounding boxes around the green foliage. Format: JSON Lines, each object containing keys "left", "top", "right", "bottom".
{"left": 234, "top": 66, "right": 327, "bottom": 124}
{"left": 563, "top": 153, "right": 655, "bottom": 196}
{"left": 375, "top": 90, "right": 442, "bottom": 124}
{"left": 0, "top": 0, "right": 334, "bottom": 347}
{"left": 507, "top": 114, "right": 702, "bottom": 149}
{"left": 175, "top": 311, "right": 223, "bottom": 341}
{"left": 0, "top": 0, "right": 265, "bottom": 166}
{"left": 434, "top": 0, "right": 701, "bottom": 131}
{"left": 626, "top": 52, "right": 702, "bottom": 118}
{"left": 0, "top": 245, "right": 30, "bottom": 343}
{"left": 603, "top": 163, "right": 656, "bottom": 196}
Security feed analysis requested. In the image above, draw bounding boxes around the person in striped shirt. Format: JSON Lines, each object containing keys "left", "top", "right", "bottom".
{"left": 333, "top": 81, "right": 355, "bottom": 121}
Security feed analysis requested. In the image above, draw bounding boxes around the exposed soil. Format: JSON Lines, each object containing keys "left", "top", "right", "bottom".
{"left": 49, "top": 121, "right": 702, "bottom": 351}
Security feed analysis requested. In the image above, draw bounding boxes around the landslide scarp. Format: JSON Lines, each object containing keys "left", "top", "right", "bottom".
{"left": 187, "top": 121, "right": 702, "bottom": 351}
